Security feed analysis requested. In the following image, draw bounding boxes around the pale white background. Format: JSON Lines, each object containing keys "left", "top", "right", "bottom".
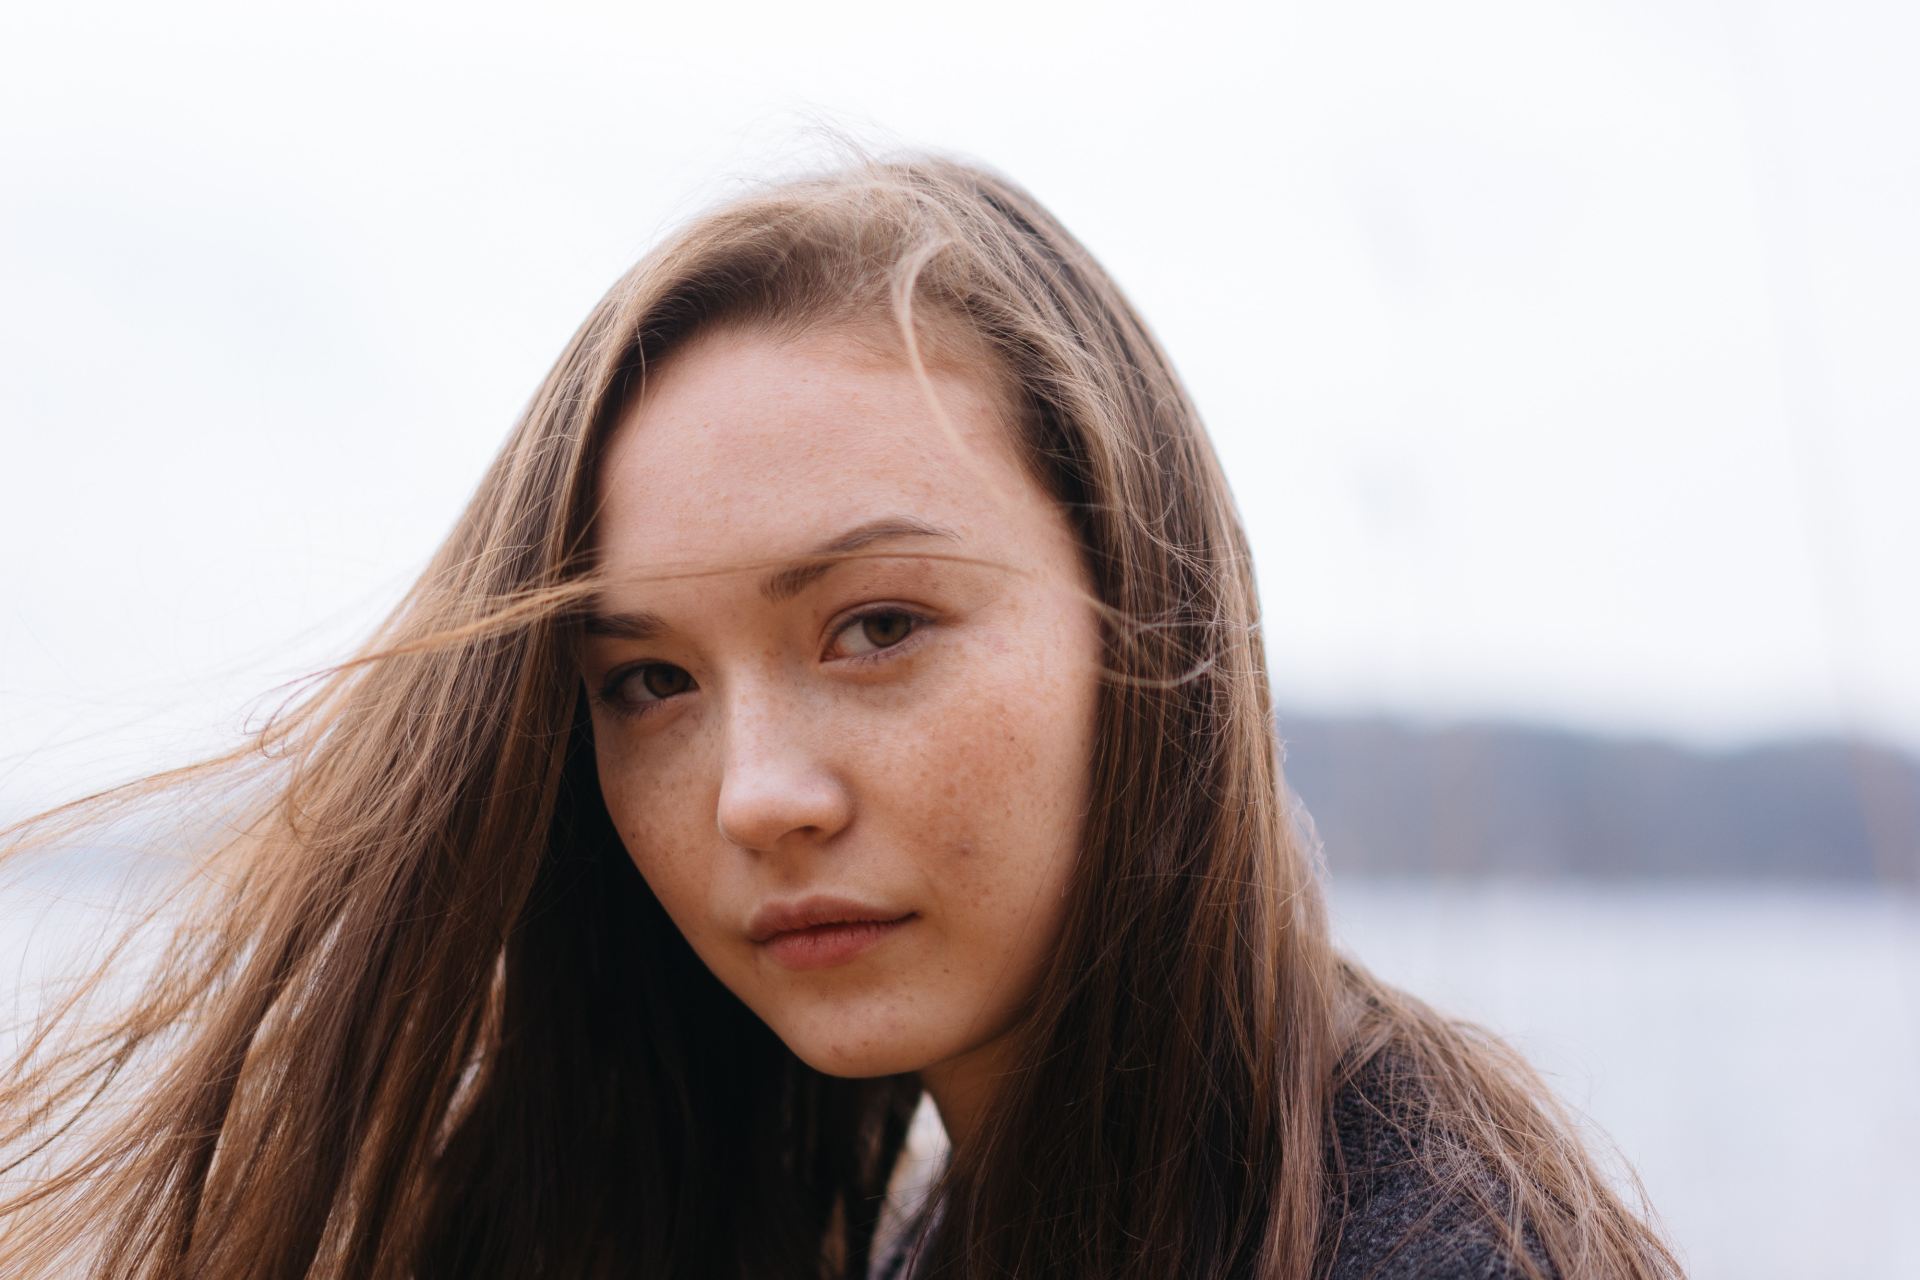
{"left": 4, "top": 0, "right": 1917, "bottom": 816}
{"left": 3, "top": 2, "right": 1917, "bottom": 1276}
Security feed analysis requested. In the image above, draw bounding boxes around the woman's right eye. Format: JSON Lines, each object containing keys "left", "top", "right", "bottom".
{"left": 600, "top": 663, "right": 697, "bottom": 717}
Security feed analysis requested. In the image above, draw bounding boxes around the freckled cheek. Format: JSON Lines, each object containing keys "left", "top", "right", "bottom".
{"left": 594, "top": 739, "right": 713, "bottom": 919}
{"left": 872, "top": 646, "right": 1088, "bottom": 919}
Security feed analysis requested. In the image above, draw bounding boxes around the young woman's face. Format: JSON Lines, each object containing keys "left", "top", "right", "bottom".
{"left": 582, "top": 323, "right": 1102, "bottom": 1104}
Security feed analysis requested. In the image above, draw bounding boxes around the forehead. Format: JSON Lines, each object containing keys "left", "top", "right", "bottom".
{"left": 593, "top": 324, "right": 1040, "bottom": 569}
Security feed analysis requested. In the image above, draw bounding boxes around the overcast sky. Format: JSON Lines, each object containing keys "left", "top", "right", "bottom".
{"left": 2, "top": 0, "right": 1915, "bottom": 813}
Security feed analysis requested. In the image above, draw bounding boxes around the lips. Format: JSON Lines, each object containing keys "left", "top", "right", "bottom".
{"left": 747, "top": 894, "right": 913, "bottom": 944}
{"left": 759, "top": 916, "right": 915, "bottom": 971}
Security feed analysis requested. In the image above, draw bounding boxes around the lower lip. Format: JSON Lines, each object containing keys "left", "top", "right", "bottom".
{"left": 761, "top": 915, "right": 916, "bottom": 970}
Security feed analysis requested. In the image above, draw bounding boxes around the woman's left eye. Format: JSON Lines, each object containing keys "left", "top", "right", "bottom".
{"left": 829, "top": 608, "right": 925, "bottom": 661}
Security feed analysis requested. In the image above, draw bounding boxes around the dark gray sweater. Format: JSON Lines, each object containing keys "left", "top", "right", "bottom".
{"left": 869, "top": 1056, "right": 1559, "bottom": 1280}
{"left": 1320, "top": 1056, "right": 1560, "bottom": 1279}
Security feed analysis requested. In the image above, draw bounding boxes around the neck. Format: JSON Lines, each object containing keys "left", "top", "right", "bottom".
{"left": 916, "top": 1031, "right": 1018, "bottom": 1155}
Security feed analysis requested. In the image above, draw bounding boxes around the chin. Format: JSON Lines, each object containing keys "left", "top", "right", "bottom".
{"left": 777, "top": 1028, "right": 933, "bottom": 1080}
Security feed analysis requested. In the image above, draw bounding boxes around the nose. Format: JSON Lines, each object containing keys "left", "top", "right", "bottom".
{"left": 713, "top": 690, "right": 853, "bottom": 853}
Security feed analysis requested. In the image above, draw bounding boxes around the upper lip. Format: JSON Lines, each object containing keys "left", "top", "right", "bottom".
{"left": 747, "top": 895, "right": 914, "bottom": 944}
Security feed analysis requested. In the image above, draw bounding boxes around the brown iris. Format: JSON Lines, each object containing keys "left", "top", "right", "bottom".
{"left": 860, "top": 611, "right": 914, "bottom": 648}
{"left": 636, "top": 664, "right": 693, "bottom": 699}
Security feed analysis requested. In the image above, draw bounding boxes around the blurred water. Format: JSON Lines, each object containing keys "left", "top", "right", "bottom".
{"left": 5, "top": 872, "right": 1914, "bottom": 1279}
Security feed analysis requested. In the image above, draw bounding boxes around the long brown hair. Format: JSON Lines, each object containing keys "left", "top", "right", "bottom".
{"left": 1, "top": 147, "right": 1681, "bottom": 1278}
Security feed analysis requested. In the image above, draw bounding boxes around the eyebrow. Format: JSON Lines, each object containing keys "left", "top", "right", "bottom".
{"left": 581, "top": 515, "right": 962, "bottom": 642}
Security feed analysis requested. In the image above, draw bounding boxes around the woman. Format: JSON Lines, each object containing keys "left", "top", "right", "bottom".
{"left": 0, "top": 151, "right": 1681, "bottom": 1278}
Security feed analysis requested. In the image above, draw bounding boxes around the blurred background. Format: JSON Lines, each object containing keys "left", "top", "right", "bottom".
{"left": 2, "top": 1, "right": 1915, "bottom": 1274}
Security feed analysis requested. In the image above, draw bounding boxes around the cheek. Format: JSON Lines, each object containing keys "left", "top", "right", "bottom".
{"left": 592, "top": 726, "right": 712, "bottom": 911}
{"left": 885, "top": 625, "right": 1098, "bottom": 921}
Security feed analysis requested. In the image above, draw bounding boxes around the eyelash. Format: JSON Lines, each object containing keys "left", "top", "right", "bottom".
{"left": 591, "top": 605, "right": 932, "bottom": 721}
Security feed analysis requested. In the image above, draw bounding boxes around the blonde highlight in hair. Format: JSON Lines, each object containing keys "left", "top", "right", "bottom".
{"left": 1, "top": 145, "right": 1681, "bottom": 1278}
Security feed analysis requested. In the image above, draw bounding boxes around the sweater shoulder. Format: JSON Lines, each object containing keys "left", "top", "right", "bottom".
{"left": 1319, "top": 1055, "right": 1560, "bottom": 1280}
